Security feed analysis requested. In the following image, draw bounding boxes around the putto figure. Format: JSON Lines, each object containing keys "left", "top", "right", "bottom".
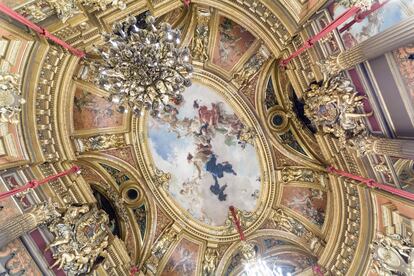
{"left": 304, "top": 75, "right": 373, "bottom": 149}
{"left": 47, "top": 204, "right": 110, "bottom": 275}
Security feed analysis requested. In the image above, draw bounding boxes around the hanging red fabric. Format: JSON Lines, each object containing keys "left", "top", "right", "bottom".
{"left": 279, "top": 6, "right": 360, "bottom": 67}
{"left": 0, "top": 165, "right": 80, "bottom": 201}
{"left": 327, "top": 166, "right": 414, "bottom": 201}
{"left": 0, "top": 3, "right": 85, "bottom": 58}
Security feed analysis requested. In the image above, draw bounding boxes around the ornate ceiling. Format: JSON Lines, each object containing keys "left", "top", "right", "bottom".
{"left": 0, "top": 0, "right": 414, "bottom": 276}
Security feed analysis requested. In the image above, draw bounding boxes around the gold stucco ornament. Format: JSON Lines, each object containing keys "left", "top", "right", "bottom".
{"left": 0, "top": 73, "right": 25, "bottom": 124}
{"left": 304, "top": 75, "right": 372, "bottom": 149}
{"left": 44, "top": 0, "right": 126, "bottom": 23}
{"left": 47, "top": 204, "right": 110, "bottom": 275}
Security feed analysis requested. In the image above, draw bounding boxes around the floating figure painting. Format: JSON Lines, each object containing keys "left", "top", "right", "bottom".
{"left": 148, "top": 83, "right": 261, "bottom": 226}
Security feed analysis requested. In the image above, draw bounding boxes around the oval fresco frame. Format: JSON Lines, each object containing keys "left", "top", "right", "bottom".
{"left": 133, "top": 69, "right": 276, "bottom": 241}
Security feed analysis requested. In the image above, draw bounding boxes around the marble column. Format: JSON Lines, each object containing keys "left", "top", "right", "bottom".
{"left": 369, "top": 138, "right": 414, "bottom": 160}
{"left": 0, "top": 202, "right": 58, "bottom": 248}
{"left": 334, "top": 16, "right": 414, "bottom": 72}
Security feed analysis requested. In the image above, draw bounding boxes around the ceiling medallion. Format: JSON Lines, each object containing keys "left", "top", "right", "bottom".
{"left": 0, "top": 72, "right": 25, "bottom": 124}
{"left": 94, "top": 15, "right": 193, "bottom": 117}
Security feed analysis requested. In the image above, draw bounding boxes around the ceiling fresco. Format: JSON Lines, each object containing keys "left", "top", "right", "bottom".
{"left": 329, "top": 0, "right": 414, "bottom": 49}
{"left": 212, "top": 16, "right": 256, "bottom": 71}
{"left": 147, "top": 82, "right": 262, "bottom": 226}
{"left": 1, "top": 0, "right": 414, "bottom": 275}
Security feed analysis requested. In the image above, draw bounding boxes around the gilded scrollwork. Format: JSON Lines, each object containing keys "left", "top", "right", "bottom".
{"left": 224, "top": 208, "right": 259, "bottom": 234}
{"left": 304, "top": 75, "right": 373, "bottom": 150}
{"left": 153, "top": 168, "right": 171, "bottom": 190}
{"left": 191, "top": 9, "right": 211, "bottom": 63}
{"left": 74, "top": 134, "right": 125, "bottom": 152}
{"left": 233, "top": 45, "right": 271, "bottom": 89}
{"left": 47, "top": 204, "right": 110, "bottom": 275}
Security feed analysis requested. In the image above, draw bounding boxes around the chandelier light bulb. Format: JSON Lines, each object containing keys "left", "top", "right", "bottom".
{"left": 94, "top": 15, "right": 193, "bottom": 117}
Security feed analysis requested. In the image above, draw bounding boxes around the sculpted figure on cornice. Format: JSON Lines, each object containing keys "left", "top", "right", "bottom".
{"left": 47, "top": 204, "right": 110, "bottom": 275}
{"left": 74, "top": 134, "right": 125, "bottom": 152}
{"left": 233, "top": 45, "right": 271, "bottom": 89}
{"left": 144, "top": 226, "right": 178, "bottom": 274}
{"left": 281, "top": 167, "right": 326, "bottom": 187}
{"left": 202, "top": 248, "right": 219, "bottom": 276}
{"left": 0, "top": 72, "right": 25, "bottom": 124}
{"left": 304, "top": 75, "right": 372, "bottom": 150}
{"left": 371, "top": 233, "right": 414, "bottom": 276}
{"left": 191, "top": 9, "right": 210, "bottom": 63}
{"left": 270, "top": 208, "right": 323, "bottom": 253}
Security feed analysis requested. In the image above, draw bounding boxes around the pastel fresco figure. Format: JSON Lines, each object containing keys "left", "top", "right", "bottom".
{"left": 148, "top": 83, "right": 262, "bottom": 225}
{"left": 210, "top": 176, "right": 228, "bottom": 201}
{"left": 205, "top": 154, "right": 237, "bottom": 201}
{"left": 205, "top": 154, "right": 237, "bottom": 178}
{"left": 218, "top": 18, "right": 242, "bottom": 62}
{"left": 170, "top": 248, "right": 194, "bottom": 274}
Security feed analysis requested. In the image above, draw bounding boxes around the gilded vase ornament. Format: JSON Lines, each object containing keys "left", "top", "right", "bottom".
{"left": 0, "top": 73, "right": 25, "bottom": 124}
{"left": 94, "top": 15, "right": 193, "bottom": 117}
{"left": 47, "top": 204, "right": 110, "bottom": 275}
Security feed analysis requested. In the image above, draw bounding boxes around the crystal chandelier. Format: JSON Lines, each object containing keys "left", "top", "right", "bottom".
{"left": 94, "top": 15, "right": 193, "bottom": 117}
{"left": 229, "top": 206, "right": 291, "bottom": 276}
{"left": 0, "top": 73, "right": 25, "bottom": 124}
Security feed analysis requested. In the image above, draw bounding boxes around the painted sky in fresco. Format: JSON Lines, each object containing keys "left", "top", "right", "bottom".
{"left": 332, "top": 0, "right": 413, "bottom": 49}
{"left": 148, "top": 83, "right": 261, "bottom": 226}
